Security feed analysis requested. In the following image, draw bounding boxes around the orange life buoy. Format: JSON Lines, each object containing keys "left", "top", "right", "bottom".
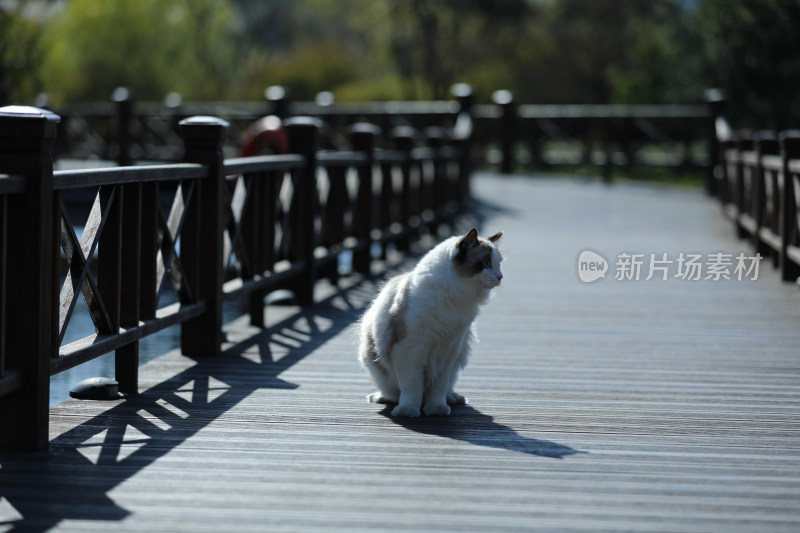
{"left": 239, "top": 115, "right": 289, "bottom": 156}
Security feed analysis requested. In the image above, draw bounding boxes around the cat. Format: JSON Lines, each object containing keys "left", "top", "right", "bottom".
{"left": 358, "top": 228, "right": 504, "bottom": 418}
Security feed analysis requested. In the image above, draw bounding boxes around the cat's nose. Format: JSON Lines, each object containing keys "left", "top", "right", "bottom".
{"left": 497, "top": 273, "right": 503, "bottom": 281}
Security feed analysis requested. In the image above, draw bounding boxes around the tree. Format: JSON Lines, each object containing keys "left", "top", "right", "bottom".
{"left": 231, "top": 0, "right": 381, "bottom": 101}
{"left": 387, "top": 0, "right": 535, "bottom": 100}
{"left": 0, "top": 6, "right": 42, "bottom": 105}
{"left": 39, "top": 0, "right": 238, "bottom": 104}
{"left": 11, "top": 0, "right": 798, "bottom": 127}
{"left": 694, "top": 0, "right": 800, "bottom": 129}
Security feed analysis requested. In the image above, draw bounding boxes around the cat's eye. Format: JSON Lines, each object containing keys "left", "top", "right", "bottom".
{"left": 482, "top": 259, "right": 492, "bottom": 269}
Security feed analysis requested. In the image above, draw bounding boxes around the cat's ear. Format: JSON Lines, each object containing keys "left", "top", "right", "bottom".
{"left": 458, "top": 228, "right": 479, "bottom": 250}
{"left": 487, "top": 231, "right": 503, "bottom": 244}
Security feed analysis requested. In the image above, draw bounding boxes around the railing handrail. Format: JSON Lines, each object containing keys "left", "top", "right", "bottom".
{"left": 54, "top": 163, "right": 208, "bottom": 190}
{"left": 0, "top": 174, "right": 26, "bottom": 194}
{"left": 513, "top": 103, "right": 709, "bottom": 120}
{"left": 223, "top": 154, "right": 305, "bottom": 174}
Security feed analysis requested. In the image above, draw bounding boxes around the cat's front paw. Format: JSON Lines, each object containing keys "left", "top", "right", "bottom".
{"left": 423, "top": 403, "right": 451, "bottom": 417}
{"left": 391, "top": 404, "right": 421, "bottom": 418}
{"left": 446, "top": 391, "right": 467, "bottom": 405}
{"left": 368, "top": 392, "right": 397, "bottom": 404}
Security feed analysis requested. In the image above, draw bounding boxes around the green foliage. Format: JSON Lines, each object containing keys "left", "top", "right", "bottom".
{"left": 335, "top": 75, "right": 431, "bottom": 102}
{"left": 238, "top": 41, "right": 360, "bottom": 101}
{"left": 695, "top": 0, "right": 800, "bottom": 129}
{"left": 0, "top": 6, "right": 42, "bottom": 105}
{"left": 0, "top": 0, "right": 797, "bottom": 129}
{"left": 38, "top": 0, "right": 237, "bottom": 104}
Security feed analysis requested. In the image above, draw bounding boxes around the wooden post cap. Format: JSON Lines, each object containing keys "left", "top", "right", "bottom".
{"left": 492, "top": 89, "right": 514, "bottom": 106}
{"left": 285, "top": 116, "right": 323, "bottom": 153}
{"left": 0, "top": 106, "right": 60, "bottom": 135}
{"left": 179, "top": 116, "right": 229, "bottom": 149}
{"left": 347, "top": 123, "right": 381, "bottom": 150}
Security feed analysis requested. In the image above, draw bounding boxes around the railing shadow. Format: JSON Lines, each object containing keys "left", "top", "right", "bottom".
{"left": 0, "top": 200, "right": 517, "bottom": 531}
{"left": 380, "top": 404, "right": 585, "bottom": 460}
{"left": 0, "top": 272, "right": 385, "bottom": 532}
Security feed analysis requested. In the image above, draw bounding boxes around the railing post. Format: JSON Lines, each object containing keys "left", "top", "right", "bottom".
{"left": 451, "top": 83, "right": 474, "bottom": 204}
{"left": 285, "top": 117, "right": 321, "bottom": 304}
{"left": 752, "top": 131, "right": 778, "bottom": 255}
{"left": 118, "top": 178, "right": 141, "bottom": 394}
{"left": 112, "top": 87, "right": 134, "bottom": 166}
{"left": 392, "top": 126, "right": 418, "bottom": 252}
{"left": 425, "top": 126, "right": 447, "bottom": 232}
{"left": 266, "top": 86, "right": 290, "bottom": 120}
{"left": 349, "top": 123, "right": 380, "bottom": 274}
{"left": 164, "top": 92, "right": 185, "bottom": 147}
{"left": 179, "top": 116, "right": 229, "bottom": 356}
{"left": 601, "top": 118, "right": 614, "bottom": 184}
{"left": 0, "top": 106, "right": 60, "bottom": 451}
{"left": 733, "top": 131, "right": 753, "bottom": 239}
{"left": 706, "top": 89, "right": 730, "bottom": 197}
{"left": 492, "top": 90, "right": 516, "bottom": 175}
{"left": 779, "top": 131, "right": 800, "bottom": 282}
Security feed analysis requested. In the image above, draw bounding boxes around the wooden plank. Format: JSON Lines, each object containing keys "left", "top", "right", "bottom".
{"left": 2, "top": 174, "right": 800, "bottom": 531}
{"left": 57, "top": 193, "right": 114, "bottom": 343}
{"left": 139, "top": 182, "right": 159, "bottom": 320}
{"left": 117, "top": 183, "right": 142, "bottom": 393}
{"left": 224, "top": 155, "right": 305, "bottom": 175}
{"left": 0, "top": 108, "right": 59, "bottom": 451}
{"left": 53, "top": 301, "right": 206, "bottom": 373}
{"left": 53, "top": 163, "right": 207, "bottom": 190}
{"left": 0, "top": 195, "right": 5, "bottom": 380}
{"left": 318, "top": 151, "right": 368, "bottom": 168}
{"left": 0, "top": 174, "right": 25, "bottom": 194}
{"left": 762, "top": 154, "right": 783, "bottom": 172}
{"left": 96, "top": 185, "right": 122, "bottom": 335}
{"left": 156, "top": 182, "right": 196, "bottom": 304}
{"left": 517, "top": 103, "right": 709, "bottom": 119}
{"left": 0, "top": 368, "right": 22, "bottom": 396}
{"left": 759, "top": 226, "right": 781, "bottom": 253}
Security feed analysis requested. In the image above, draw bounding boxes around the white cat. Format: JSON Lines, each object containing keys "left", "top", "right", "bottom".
{"left": 358, "top": 228, "right": 504, "bottom": 418}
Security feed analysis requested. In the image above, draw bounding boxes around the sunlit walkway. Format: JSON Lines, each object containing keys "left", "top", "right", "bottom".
{"left": 2, "top": 173, "right": 799, "bottom": 532}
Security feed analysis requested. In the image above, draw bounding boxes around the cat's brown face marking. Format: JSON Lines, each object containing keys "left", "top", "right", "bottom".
{"left": 454, "top": 243, "right": 493, "bottom": 277}
{"left": 453, "top": 228, "right": 503, "bottom": 280}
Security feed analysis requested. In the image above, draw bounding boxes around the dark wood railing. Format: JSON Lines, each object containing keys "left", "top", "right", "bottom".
{"left": 709, "top": 97, "right": 800, "bottom": 282}
{"left": 52, "top": 86, "right": 474, "bottom": 163}
{"left": 3, "top": 85, "right": 795, "bottom": 451}
{"left": 0, "top": 102, "right": 471, "bottom": 451}
{"left": 479, "top": 91, "right": 712, "bottom": 182}
{"left": 51, "top": 86, "right": 710, "bottom": 185}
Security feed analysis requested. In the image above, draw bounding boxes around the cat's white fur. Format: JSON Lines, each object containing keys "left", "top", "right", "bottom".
{"left": 358, "top": 228, "right": 503, "bottom": 417}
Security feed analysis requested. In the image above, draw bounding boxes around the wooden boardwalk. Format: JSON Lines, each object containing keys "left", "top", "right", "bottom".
{"left": 2, "top": 173, "right": 800, "bottom": 532}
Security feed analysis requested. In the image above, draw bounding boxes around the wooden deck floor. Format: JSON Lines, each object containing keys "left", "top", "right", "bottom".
{"left": 2, "top": 173, "right": 800, "bottom": 532}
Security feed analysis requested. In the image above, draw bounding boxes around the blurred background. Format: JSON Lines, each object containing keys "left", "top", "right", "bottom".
{"left": 2, "top": 0, "right": 799, "bottom": 130}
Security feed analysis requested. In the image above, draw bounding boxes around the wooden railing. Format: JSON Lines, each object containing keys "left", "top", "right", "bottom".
{"left": 51, "top": 86, "right": 711, "bottom": 185}
{"left": 0, "top": 104, "right": 471, "bottom": 451}
{"left": 710, "top": 104, "right": 800, "bottom": 281}
{"left": 52, "top": 86, "right": 475, "bottom": 164}
{"left": 480, "top": 92, "right": 712, "bottom": 182}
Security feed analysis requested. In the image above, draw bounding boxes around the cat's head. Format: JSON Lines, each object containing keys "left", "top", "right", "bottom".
{"left": 450, "top": 228, "right": 504, "bottom": 288}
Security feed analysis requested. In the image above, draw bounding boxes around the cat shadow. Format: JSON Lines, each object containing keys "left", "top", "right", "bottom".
{"left": 379, "top": 404, "right": 585, "bottom": 460}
